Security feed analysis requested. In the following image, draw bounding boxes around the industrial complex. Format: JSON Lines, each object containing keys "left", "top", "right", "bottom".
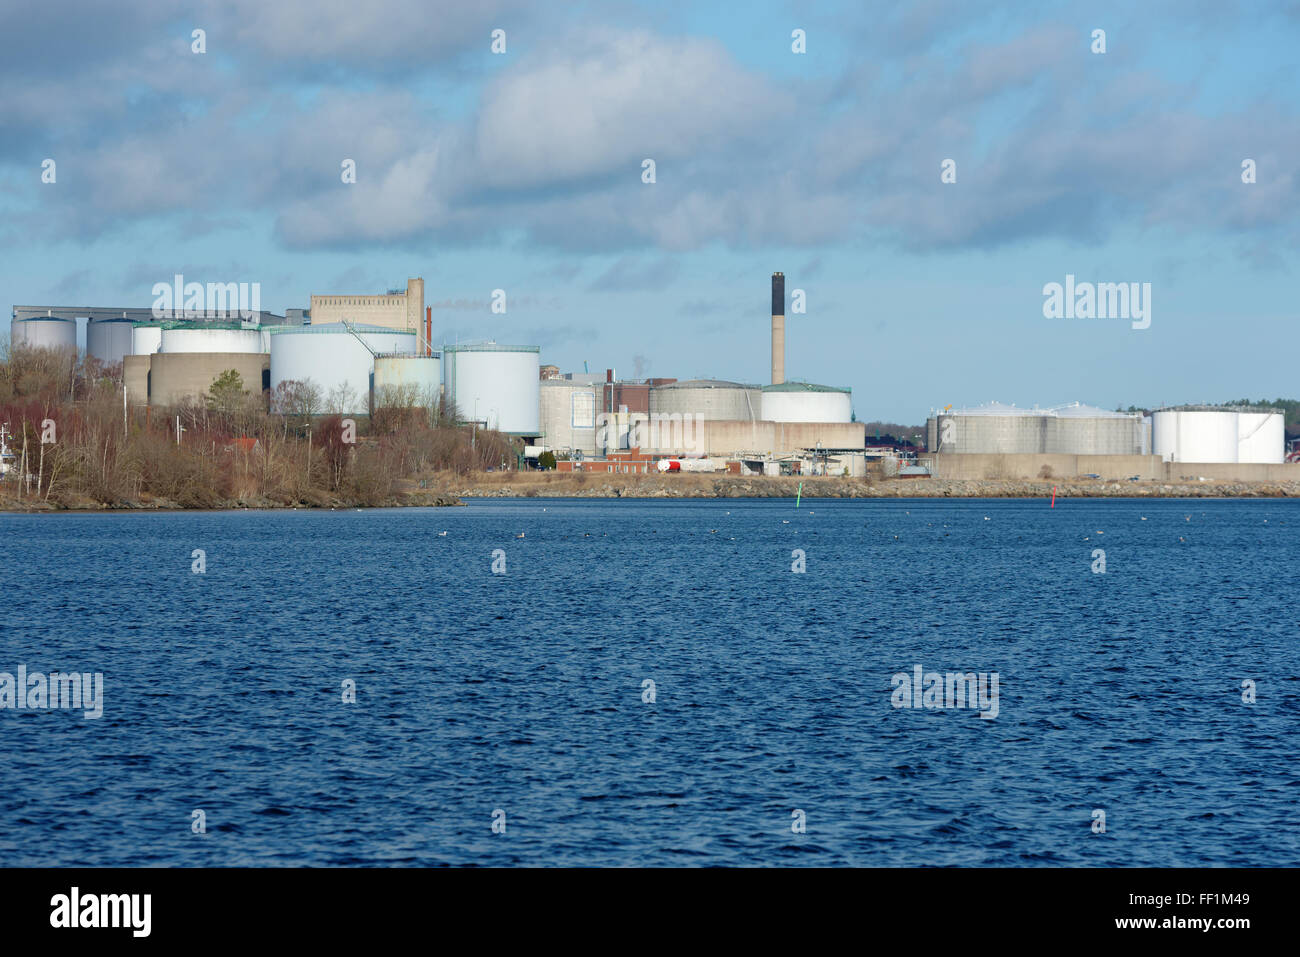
{"left": 8, "top": 273, "right": 1296, "bottom": 482}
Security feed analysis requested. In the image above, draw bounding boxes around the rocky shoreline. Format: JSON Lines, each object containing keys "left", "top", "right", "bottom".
{"left": 5, "top": 476, "right": 1298, "bottom": 511}
{"left": 447, "top": 476, "right": 1300, "bottom": 499}
{"left": 0, "top": 489, "right": 462, "bottom": 512}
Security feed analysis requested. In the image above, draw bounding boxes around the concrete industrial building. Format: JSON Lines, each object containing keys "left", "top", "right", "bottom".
{"left": 126, "top": 352, "right": 270, "bottom": 407}
{"left": 308, "top": 278, "right": 424, "bottom": 337}
{"left": 926, "top": 402, "right": 1148, "bottom": 456}
{"left": 539, "top": 378, "right": 599, "bottom": 457}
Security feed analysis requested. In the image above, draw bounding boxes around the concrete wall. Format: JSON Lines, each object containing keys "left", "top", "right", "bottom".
{"left": 149, "top": 352, "right": 270, "bottom": 407}
{"left": 123, "top": 355, "right": 151, "bottom": 406}
{"left": 700, "top": 420, "right": 865, "bottom": 457}
{"left": 540, "top": 380, "right": 598, "bottom": 455}
{"left": 930, "top": 453, "right": 1300, "bottom": 482}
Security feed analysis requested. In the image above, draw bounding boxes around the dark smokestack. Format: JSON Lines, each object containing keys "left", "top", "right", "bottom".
{"left": 771, "top": 272, "right": 785, "bottom": 385}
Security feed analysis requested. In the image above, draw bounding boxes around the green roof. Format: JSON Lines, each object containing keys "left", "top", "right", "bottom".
{"left": 442, "top": 342, "right": 539, "bottom": 353}
{"left": 762, "top": 381, "right": 850, "bottom": 394}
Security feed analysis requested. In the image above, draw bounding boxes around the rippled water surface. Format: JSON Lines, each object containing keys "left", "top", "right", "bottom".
{"left": 1, "top": 498, "right": 1296, "bottom": 866}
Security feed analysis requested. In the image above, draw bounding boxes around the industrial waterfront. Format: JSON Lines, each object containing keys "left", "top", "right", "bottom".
{"left": 6, "top": 271, "right": 1297, "bottom": 508}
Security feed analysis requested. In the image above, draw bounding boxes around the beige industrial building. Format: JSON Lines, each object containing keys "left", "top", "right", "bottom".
{"left": 540, "top": 378, "right": 599, "bottom": 457}
{"left": 308, "top": 277, "right": 425, "bottom": 336}
{"left": 125, "top": 352, "right": 270, "bottom": 407}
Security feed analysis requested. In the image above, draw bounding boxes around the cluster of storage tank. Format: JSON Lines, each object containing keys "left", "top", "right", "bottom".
{"left": 926, "top": 402, "right": 1149, "bottom": 456}
{"left": 645, "top": 379, "right": 853, "bottom": 424}
{"left": 12, "top": 310, "right": 545, "bottom": 428}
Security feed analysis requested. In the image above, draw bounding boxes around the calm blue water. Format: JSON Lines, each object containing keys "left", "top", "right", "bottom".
{"left": 0, "top": 498, "right": 1296, "bottom": 866}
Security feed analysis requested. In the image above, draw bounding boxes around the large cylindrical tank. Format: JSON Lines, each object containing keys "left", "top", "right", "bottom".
{"left": 373, "top": 354, "right": 441, "bottom": 407}
{"left": 1153, "top": 409, "right": 1238, "bottom": 463}
{"left": 1237, "top": 411, "right": 1284, "bottom": 463}
{"left": 10, "top": 317, "right": 77, "bottom": 352}
{"left": 1043, "top": 403, "right": 1144, "bottom": 455}
{"left": 649, "top": 379, "right": 761, "bottom": 421}
{"left": 270, "top": 323, "right": 416, "bottom": 416}
{"left": 87, "top": 318, "right": 136, "bottom": 365}
{"left": 443, "top": 343, "right": 540, "bottom": 434}
{"left": 760, "top": 383, "right": 852, "bottom": 423}
{"left": 1153, "top": 408, "right": 1284, "bottom": 463}
{"left": 161, "top": 325, "right": 264, "bottom": 354}
{"left": 131, "top": 323, "right": 164, "bottom": 356}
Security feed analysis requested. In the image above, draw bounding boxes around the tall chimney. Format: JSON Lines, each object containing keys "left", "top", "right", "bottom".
{"left": 771, "top": 272, "right": 785, "bottom": 385}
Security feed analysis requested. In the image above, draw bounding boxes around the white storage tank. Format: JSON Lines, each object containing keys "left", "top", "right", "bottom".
{"left": 161, "top": 324, "right": 264, "bottom": 354}
{"left": 10, "top": 317, "right": 77, "bottom": 352}
{"left": 131, "top": 323, "right": 164, "bottom": 356}
{"left": 270, "top": 322, "right": 416, "bottom": 416}
{"left": 86, "top": 318, "right": 136, "bottom": 365}
{"left": 649, "top": 379, "right": 761, "bottom": 421}
{"left": 373, "top": 354, "right": 441, "bottom": 407}
{"left": 1237, "top": 411, "right": 1285, "bottom": 463}
{"left": 443, "top": 343, "right": 540, "bottom": 434}
{"left": 1153, "top": 407, "right": 1284, "bottom": 463}
{"left": 760, "top": 382, "right": 852, "bottom": 423}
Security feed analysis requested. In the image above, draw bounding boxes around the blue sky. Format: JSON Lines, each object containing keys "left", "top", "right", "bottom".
{"left": 1, "top": 0, "right": 1297, "bottom": 422}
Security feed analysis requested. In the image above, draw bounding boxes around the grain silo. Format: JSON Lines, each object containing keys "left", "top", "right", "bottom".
{"left": 649, "top": 379, "right": 761, "bottom": 421}
{"left": 760, "top": 382, "right": 852, "bottom": 423}
{"left": 87, "top": 318, "right": 136, "bottom": 365}
{"left": 161, "top": 323, "right": 264, "bottom": 354}
{"left": 373, "top": 354, "right": 441, "bottom": 408}
{"left": 270, "top": 323, "right": 416, "bottom": 416}
{"left": 1152, "top": 407, "right": 1284, "bottom": 463}
{"left": 443, "top": 343, "right": 540, "bottom": 435}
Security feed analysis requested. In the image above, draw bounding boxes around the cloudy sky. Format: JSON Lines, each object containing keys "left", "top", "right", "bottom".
{"left": 2, "top": 0, "right": 1297, "bottom": 422}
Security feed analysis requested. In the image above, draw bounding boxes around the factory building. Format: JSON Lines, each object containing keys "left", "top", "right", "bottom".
{"left": 539, "top": 378, "right": 599, "bottom": 457}
{"left": 443, "top": 343, "right": 540, "bottom": 436}
{"left": 1151, "top": 406, "right": 1284, "bottom": 463}
{"left": 307, "top": 278, "right": 424, "bottom": 337}
{"left": 926, "top": 402, "right": 1148, "bottom": 455}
